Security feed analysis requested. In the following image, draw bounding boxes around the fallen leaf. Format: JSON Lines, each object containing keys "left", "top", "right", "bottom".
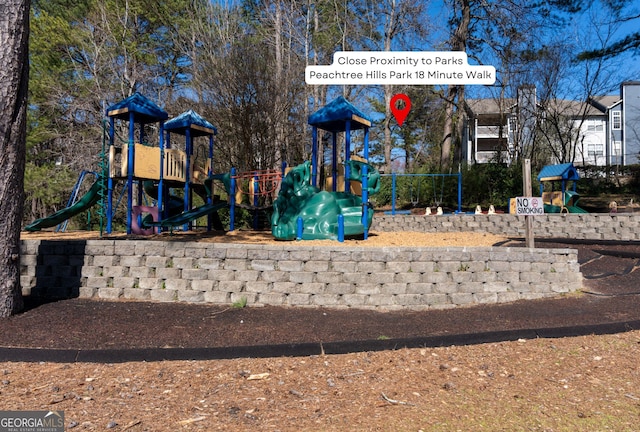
{"left": 247, "top": 373, "right": 270, "bottom": 380}
{"left": 177, "top": 416, "right": 206, "bottom": 425}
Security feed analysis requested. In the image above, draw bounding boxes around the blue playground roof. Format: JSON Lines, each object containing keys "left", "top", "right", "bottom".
{"left": 537, "top": 163, "right": 580, "bottom": 182}
{"left": 106, "top": 92, "right": 169, "bottom": 123}
{"left": 165, "top": 110, "right": 217, "bottom": 137}
{"left": 308, "top": 96, "right": 372, "bottom": 132}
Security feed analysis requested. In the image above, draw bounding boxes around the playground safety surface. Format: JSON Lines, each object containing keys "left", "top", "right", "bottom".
{"left": 3, "top": 236, "right": 640, "bottom": 430}
{"left": 2, "top": 236, "right": 640, "bottom": 358}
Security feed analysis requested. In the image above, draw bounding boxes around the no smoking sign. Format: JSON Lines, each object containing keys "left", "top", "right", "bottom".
{"left": 515, "top": 197, "right": 544, "bottom": 215}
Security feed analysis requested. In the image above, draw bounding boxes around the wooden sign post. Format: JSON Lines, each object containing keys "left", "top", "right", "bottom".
{"left": 523, "top": 159, "right": 535, "bottom": 248}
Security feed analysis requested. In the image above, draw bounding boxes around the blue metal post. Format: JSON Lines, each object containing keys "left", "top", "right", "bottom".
{"left": 311, "top": 127, "right": 318, "bottom": 187}
{"left": 126, "top": 112, "right": 135, "bottom": 234}
{"left": 344, "top": 120, "right": 351, "bottom": 193}
{"left": 230, "top": 167, "right": 236, "bottom": 231}
{"left": 332, "top": 132, "right": 337, "bottom": 191}
{"left": 107, "top": 117, "right": 115, "bottom": 234}
{"left": 136, "top": 179, "right": 143, "bottom": 212}
{"left": 391, "top": 173, "right": 397, "bottom": 215}
{"left": 296, "top": 216, "right": 303, "bottom": 240}
{"left": 136, "top": 118, "right": 144, "bottom": 227}
{"left": 338, "top": 214, "right": 344, "bottom": 242}
{"left": 183, "top": 128, "right": 192, "bottom": 231}
{"left": 457, "top": 172, "right": 462, "bottom": 213}
{"left": 157, "top": 122, "right": 165, "bottom": 233}
{"left": 207, "top": 134, "right": 214, "bottom": 231}
{"left": 253, "top": 172, "right": 259, "bottom": 229}
{"left": 208, "top": 135, "right": 214, "bottom": 177}
{"left": 361, "top": 126, "right": 370, "bottom": 239}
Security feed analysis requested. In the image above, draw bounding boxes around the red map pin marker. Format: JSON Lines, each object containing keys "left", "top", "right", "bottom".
{"left": 390, "top": 93, "right": 411, "bottom": 126}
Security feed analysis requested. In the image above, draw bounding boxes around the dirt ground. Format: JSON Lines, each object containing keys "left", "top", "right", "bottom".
{"left": 3, "top": 230, "right": 640, "bottom": 431}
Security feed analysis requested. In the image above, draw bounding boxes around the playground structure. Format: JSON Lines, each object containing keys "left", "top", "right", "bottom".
{"left": 26, "top": 94, "right": 470, "bottom": 239}
{"left": 26, "top": 94, "right": 380, "bottom": 239}
{"left": 537, "top": 163, "right": 588, "bottom": 214}
{"left": 26, "top": 93, "right": 282, "bottom": 234}
{"left": 271, "top": 96, "right": 380, "bottom": 241}
{"left": 105, "top": 94, "right": 226, "bottom": 234}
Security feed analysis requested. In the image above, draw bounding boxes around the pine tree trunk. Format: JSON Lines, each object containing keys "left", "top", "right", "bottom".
{"left": 440, "top": 0, "right": 471, "bottom": 171}
{"left": 440, "top": 85, "right": 457, "bottom": 171}
{"left": 0, "top": 0, "right": 29, "bottom": 317}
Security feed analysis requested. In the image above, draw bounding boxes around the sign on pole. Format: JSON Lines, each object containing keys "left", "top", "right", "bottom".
{"left": 515, "top": 197, "right": 545, "bottom": 216}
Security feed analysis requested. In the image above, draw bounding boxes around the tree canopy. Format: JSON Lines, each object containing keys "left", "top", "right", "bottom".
{"left": 547, "top": 0, "right": 640, "bottom": 60}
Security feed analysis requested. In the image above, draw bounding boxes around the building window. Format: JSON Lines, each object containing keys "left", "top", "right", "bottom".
{"left": 613, "top": 140, "right": 622, "bottom": 156}
{"left": 612, "top": 111, "right": 621, "bottom": 130}
{"left": 588, "top": 143, "right": 603, "bottom": 157}
{"left": 587, "top": 119, "right": 604, "bottom": 132}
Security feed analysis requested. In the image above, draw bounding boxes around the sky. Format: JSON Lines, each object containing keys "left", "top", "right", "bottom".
{"left": 423, "top": 0, "right": 640, "bottom": 99}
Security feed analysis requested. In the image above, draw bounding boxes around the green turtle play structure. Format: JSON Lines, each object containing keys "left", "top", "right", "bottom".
{"left": 537, "top": 163, "right": 588, "bottom": 213}
{"left": 271, "top": 96, "right": 380, "bottom": 241}
{"left": 271, "top": 159, "right": 380, "bottom": 240}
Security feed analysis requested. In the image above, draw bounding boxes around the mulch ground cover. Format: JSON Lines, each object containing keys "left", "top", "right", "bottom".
{"left": 2, "top": 238, "right": 640, "bottom": 355}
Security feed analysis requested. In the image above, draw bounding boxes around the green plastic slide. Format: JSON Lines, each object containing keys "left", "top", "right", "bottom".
{"left": 25, "top": 179, "right": 103, "bottom": 231}
{"left": 147, "top": 201, "right": 228, "bottom": 228}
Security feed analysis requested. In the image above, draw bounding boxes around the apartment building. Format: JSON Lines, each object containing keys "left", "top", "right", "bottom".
{"left": 462, "top": 81, "right": 640, "bottom": 167}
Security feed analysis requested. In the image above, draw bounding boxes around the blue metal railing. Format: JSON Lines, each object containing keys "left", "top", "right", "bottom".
{"left": 381, "top": 172, "right": 463, "bottom": 215}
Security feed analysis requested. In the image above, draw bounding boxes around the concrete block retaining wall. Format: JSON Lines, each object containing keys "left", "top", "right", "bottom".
{"left": 20, "top": 235, "right": 581, "bottom": 310}
{"left": 374, "top": 213, "right": 640, "bottom": 241}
